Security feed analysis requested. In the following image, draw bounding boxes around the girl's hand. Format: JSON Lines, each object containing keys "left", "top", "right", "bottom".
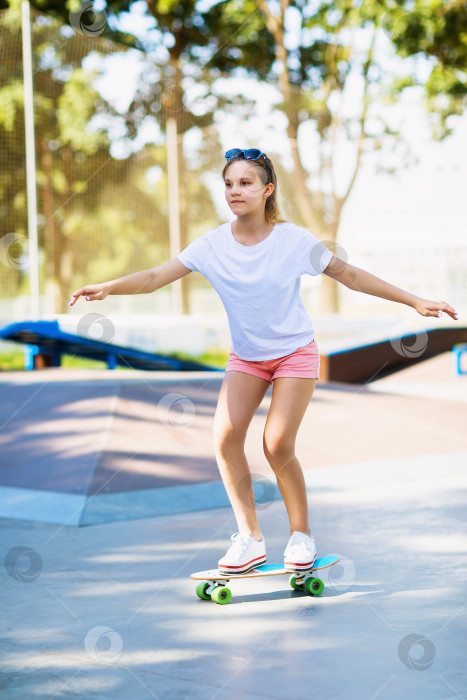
{"left": 69, "top": 283, "right": 109, "bottom": 307}
{"left": 413, "top": 297, "right": 459, "bottom": 321}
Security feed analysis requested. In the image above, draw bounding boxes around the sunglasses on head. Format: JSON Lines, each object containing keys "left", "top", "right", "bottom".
{"left": 225, "top": 148, "right": 273, "bottom": 183}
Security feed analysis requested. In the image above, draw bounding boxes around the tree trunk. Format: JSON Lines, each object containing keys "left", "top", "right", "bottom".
{"left": 257, "top": 0, "right": 378, "bottom": 314}
{"left": 258, "top": 0, "right": 339, "bottom": 312}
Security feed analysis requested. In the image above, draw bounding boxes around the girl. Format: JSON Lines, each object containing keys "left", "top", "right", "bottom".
{"left": 70, "top": 147, "right": 458, "bottom": 575}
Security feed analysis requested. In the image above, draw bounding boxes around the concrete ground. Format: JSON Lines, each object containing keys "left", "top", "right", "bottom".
{"left": 0, "top": 351, "right": 466, "bottom": 698}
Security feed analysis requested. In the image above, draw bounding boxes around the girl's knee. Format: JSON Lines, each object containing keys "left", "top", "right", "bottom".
{"left": 213, "top": 424, "right": 246, "bottom": 455}
{"left": 263, "top": 432, "right": 295, "bottom": 465}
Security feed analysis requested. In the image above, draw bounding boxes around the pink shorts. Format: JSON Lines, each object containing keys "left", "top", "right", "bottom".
{"left": 225, "top": 339, "right": 320, "bottom": 384}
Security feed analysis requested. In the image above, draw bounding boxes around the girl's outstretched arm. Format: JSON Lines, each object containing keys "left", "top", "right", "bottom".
{"left": 322, "top": 256, "right": 459, "bottom": 320}
{"left": 69, "top": 258, "right": 191, "bottom": 306}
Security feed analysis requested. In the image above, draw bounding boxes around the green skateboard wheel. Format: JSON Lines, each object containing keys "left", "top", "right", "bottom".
{"left": 304, "top": 577, "right": 324, "bottom": 596}
{"left": 289, "top": 575, "right": 304, "bottom": 591}
{"left": 196, "top": 582, "right": 212, "bottom": 600}
{"left": 211, "top": 586, "right": 232, "bottom": 605}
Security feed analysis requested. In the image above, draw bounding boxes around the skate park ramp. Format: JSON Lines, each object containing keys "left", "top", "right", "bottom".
{"left": 0, "top": 320, "right": 224, "bottom": 372}
{"left": 0, "top": 335, "right": 465, "bottom": 526}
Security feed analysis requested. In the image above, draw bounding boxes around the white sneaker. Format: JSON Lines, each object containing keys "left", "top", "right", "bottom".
{"left": 218, "top": 532, "right": 266, "bottom": 575}
{"left": 284, "top": 531, "right": 317, "bottom": 573}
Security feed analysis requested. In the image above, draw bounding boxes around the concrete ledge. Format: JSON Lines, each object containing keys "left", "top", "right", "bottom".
{"left": 2, "top": 450, "right": 465, "bottom": 527}
{"left": 0, "top": 486, "right": 86, "bottom": 526}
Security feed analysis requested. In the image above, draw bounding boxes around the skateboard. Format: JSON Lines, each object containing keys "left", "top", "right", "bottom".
{"left": 191, "top": 554, "right": 340, "bottom": 604}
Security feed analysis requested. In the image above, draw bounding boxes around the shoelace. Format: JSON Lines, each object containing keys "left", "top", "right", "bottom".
{"left": 288, "top": 542, "right": 312, "bottom": 556}
{"left": 286, "top": 535, "right": 314, "bottom": 557}
{"left": 228, "top": 532, "right": 251, "bottom": 555}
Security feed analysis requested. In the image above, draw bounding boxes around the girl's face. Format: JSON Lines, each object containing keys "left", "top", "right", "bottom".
{"left": 224, "top": 160, "right": 273, "bottom": 216}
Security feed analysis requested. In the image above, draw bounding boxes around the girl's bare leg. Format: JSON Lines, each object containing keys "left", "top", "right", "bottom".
{"left": 213, "top": 370, "right": 270, "bottom": 540}
{"left": 262, "top": 377, "right": 317, "bottom": 535}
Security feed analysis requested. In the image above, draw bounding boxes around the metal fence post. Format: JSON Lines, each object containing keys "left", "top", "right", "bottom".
{"left": 21, "top": 0, "right": 40, "bottom": 320}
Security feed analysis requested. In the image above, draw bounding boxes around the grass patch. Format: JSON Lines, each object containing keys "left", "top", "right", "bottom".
{"left": 166, "top": 348, "right": 229, "bottom": 368}
{"left": 0, "top": 352, "right": 26, "bottom": 371}
{"left": 0, "top": 349, "right": 229, "bottom": 371}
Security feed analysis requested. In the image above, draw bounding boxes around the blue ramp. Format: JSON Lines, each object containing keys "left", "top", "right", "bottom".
{"left": 0, "top": 320, "right": 224, "bottom": 372}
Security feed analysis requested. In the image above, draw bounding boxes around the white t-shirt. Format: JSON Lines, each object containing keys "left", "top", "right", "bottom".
{"left": 176, "top": 221, "right": 333, "bottom": 361}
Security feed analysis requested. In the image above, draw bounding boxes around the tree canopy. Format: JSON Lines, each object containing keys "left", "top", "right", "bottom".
{"left": 2, "top": 0, "right": 465, "bottom": 313}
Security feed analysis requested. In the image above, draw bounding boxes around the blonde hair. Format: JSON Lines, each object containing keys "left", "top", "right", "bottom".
{"left": 222, "top": 152, "right": 286, "bottom": 225}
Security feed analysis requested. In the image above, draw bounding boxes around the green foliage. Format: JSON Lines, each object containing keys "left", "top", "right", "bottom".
{"left": 156, "top": 0, "right": 184, "bottom": 15}
{"left": 384, "top": 0, "right": 467, "bottom": 70}
{"left": 381, "top": 0, "right": 467, "bottom": 137}
{"left": 1, "top": 0, "right": 465, "bottom": 312}
{"left": 0, "top": 82, "right": 23, "bottom": 131}
{"left": 57, "top": 68, "right": 110, "bottom": 154}
{"left": 0, "top": 2, "right": 224, "bottom": 310}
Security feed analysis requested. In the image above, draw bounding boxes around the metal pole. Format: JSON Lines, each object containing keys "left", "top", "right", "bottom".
{"left": 166, "top": 116, "right": 182, "bottom": 314}
{"left": 21, "top": 0, "right": 40, "bottom": 319}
